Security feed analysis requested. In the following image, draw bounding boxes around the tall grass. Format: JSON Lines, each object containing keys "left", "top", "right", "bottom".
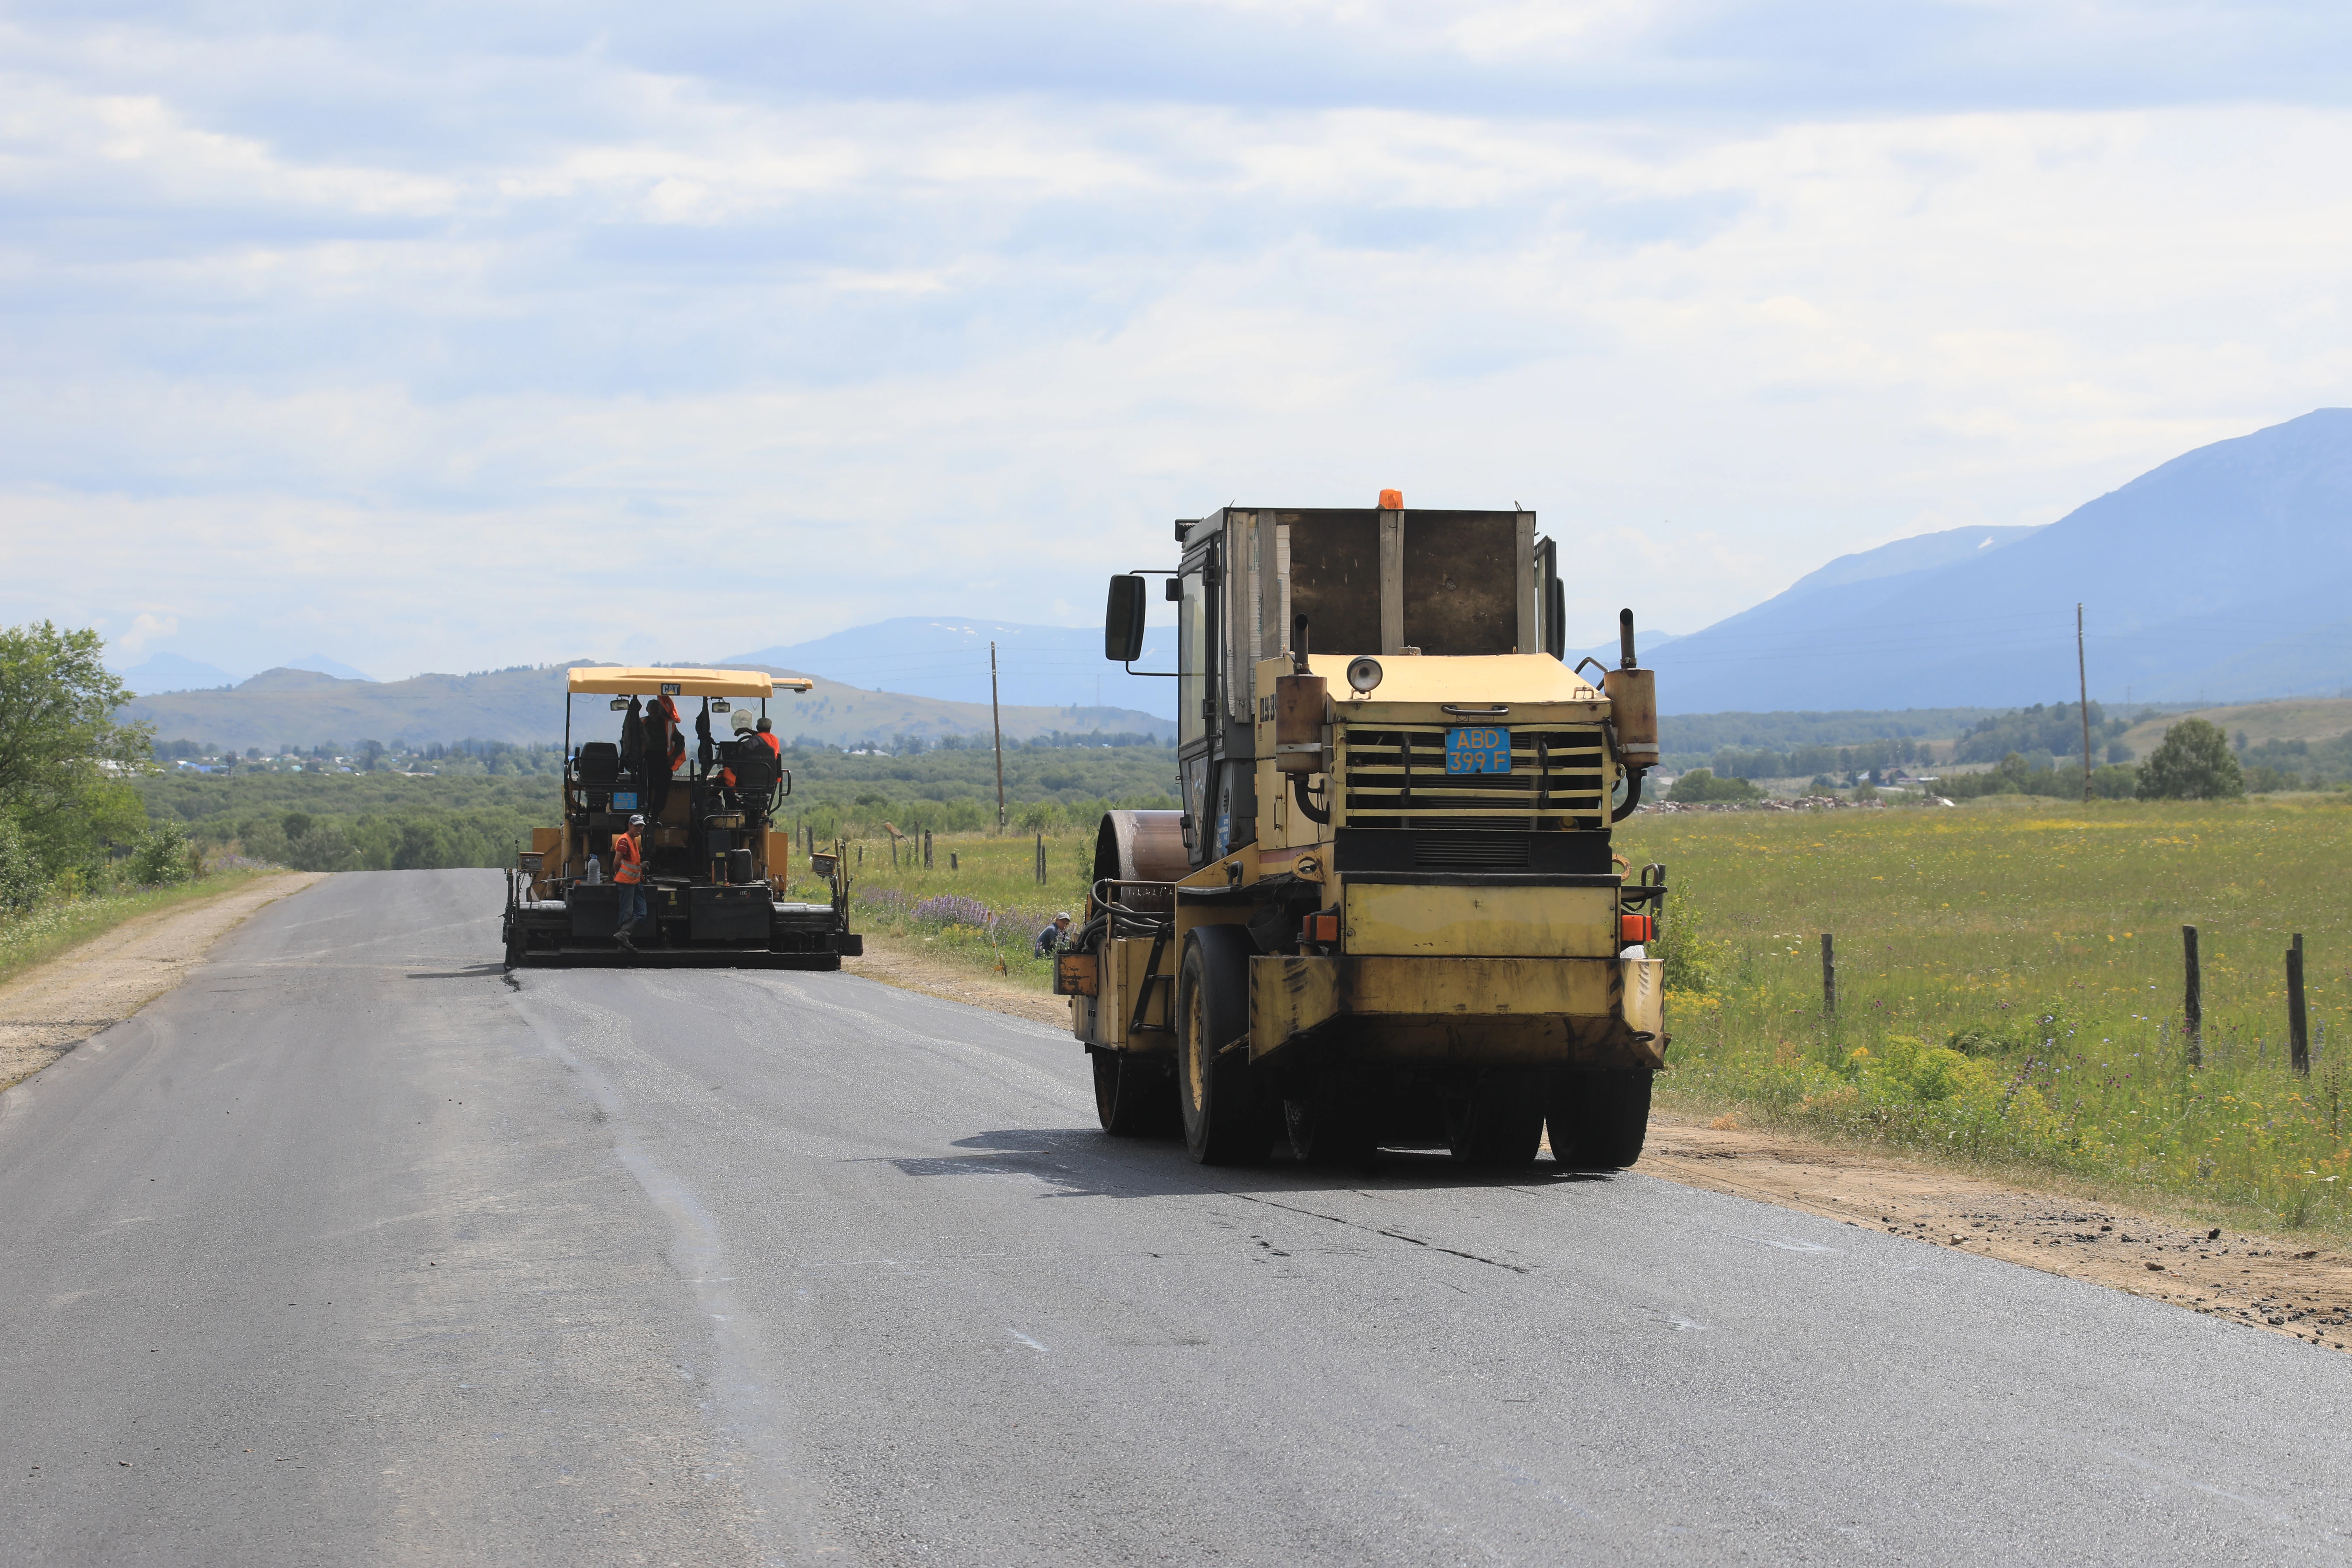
{"left": 1622, "top": 795, "right": 2352, "bottom": 1230}
{"left": 789, "top": 829, "right": 1097, "bottom": 990}
{"left": 0, "top": 866, "right": 285, "bottom": 989}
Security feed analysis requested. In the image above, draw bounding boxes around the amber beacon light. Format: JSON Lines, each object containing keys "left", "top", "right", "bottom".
{"left": 1377, "top": 488, "right": 1403, "bottom": 509}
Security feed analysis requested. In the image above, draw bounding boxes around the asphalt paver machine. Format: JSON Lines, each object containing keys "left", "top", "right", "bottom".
{"left": 1059, "top": 496, "right": 1667, "bottom": 1167}
{"left": 501, "top": 666, "right": 862, "bottom": 968}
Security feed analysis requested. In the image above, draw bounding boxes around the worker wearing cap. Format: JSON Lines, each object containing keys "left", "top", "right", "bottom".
{"left": 1033, "top": 911, "right": 1073, "bottom": 957}
{"left": 612, "top": 814, "right": 648, "bottom": 952}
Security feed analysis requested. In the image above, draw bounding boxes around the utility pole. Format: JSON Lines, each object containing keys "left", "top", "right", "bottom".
{"left": 990, "top": 640, "right": 1006, "bottom": 832}
{"left": 2077, "top": 603, "right": 2092, "bottom": 802}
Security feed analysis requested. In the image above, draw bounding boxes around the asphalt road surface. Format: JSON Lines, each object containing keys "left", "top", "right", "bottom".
{"left": 5, "top": 870, "right": 2350, "bottom": 1566}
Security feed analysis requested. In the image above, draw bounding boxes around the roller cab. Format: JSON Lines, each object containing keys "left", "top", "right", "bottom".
{"left": 1070, "top": 498, "right": 1667, "bottom": 1168}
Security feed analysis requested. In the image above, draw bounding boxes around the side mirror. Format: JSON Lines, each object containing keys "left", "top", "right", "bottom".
{"left": 777, "top": 768, "right": 792, "bottom": 798}
{"left": 1104, "top": 574, "right": 1147, "bottom": 663}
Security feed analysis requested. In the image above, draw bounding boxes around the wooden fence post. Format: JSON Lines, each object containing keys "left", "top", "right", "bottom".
{"left": 924, "top": 830, "right": 933, "bottom": 870}
{"left": 2290, "top": 933, "right": 2310, "bottom": 1077}
{"left": 2183, "top": 925, "right": 2203, "bottom": 1067}
{"left": 950, "top": 852, "right": 959, "bottom": 873}
{"left": 1035, "top": 832, "right": 1045, "bottom": 886}
{"left": 1821, "top": 932, "right": 1836, "bottom": 1018}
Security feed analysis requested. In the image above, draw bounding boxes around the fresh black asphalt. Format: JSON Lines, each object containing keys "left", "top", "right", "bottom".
{"left": 3, "top": 869, "right": 2348, "bottom": 1564}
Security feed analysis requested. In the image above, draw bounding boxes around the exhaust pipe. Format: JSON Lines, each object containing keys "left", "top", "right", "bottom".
{"left": 1604, "top": 607, "right": 1658, "bottom": 820}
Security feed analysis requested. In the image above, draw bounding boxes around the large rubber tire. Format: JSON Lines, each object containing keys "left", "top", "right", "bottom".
{"left": 1445, "top": 1072, "right": 1545, "bottom": 1168}
{"left": 1549, "top": 1069, "right": 1654, "bottom": 1169}
{"left": 1285, "top": 1072, "right": 1379, "bottom": 1167}
{"left": 1093, "top": 1049, "right": 1177, "bottom": 1138}
{"left": 1176, "top": 926, "right": 1273, "bottom": 1165}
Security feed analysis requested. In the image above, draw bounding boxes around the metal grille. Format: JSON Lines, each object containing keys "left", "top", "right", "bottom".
{"left": 1337, "top": 726, "right": 1608, "bottom": 831}
{"left": 1410, "top": 831, "right": 1531, "bottom": 870}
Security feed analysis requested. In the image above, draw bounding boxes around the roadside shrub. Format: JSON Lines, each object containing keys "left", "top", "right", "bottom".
{"left": 130, "top": 819, "right": 195, "bottom": 886}
{"left": 1667, "top": 768, "right": 1760, "bottom": 804}
{"left": 1655, "top": 902, "right": 1729, "bottom": 996}
{"left": 285, "top": 825, "right": 362, "bottom": 873}
{"left": 912, "top": 893, "right": 995, "bottom": 929}
{"left": 235, "top": 816, "right": 292, "bottom": 865}
{"left": 2137, "top": 718, "right": 2245, "bottom": 800}
{"left": 1943, "top": 1026, "right": 2029, "bottom": 1058}
{"left": 1847, "top": 1036, "right": 1988, "bottom": 1103}
{"left": 0, "top": 819, "right": 45, "bottom": 910}
{"left": 2090, "top": 763, "right": 2139, "bottom": 799}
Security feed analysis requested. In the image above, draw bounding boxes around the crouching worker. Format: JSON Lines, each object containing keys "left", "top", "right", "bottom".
{"left": 612, "top": 813, "right": 648, "bottom": 953}
{"left": 1034, "top": 911, "right": 1073, "bottom": 957}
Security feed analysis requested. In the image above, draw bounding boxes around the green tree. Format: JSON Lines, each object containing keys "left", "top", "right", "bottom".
{"left": 2136, "top": 718, "right": 2245, "bottom": 800}
{"left": 0, "top": 819, "right": 44, "bottom": 909}
{"left": 1667, "top": 768, "right": 1761, "bottom": 804}
{"left": 130, "top": 818, "right": 195, "bottom": 886}
{"left": 0, "top": 622, "right": 152, "bottom": 870}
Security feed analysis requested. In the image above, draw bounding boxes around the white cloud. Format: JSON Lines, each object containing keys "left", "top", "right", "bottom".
{"left": 1, "top": 3, "right": 2348, "bottom": 694}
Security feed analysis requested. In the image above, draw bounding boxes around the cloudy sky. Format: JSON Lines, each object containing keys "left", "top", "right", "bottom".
{"left": 5, "top": 0, "right": 2349, "bottom": 693}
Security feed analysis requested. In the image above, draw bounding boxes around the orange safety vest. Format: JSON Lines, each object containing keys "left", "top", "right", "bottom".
{"left": 612, "top": 831, "right": 644, "bottom": 884}
{"left": 724, "top": 732, "right": 782, "bottom": 789}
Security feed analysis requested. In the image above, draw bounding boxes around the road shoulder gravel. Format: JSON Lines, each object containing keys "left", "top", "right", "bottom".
{"left": 1644, "top": 1112, "right": 2352, "bottom": 1354}
{"left": 844, "top": 931, "right": 1070, "bottom": 1027}
{"left": 0, "top": 870, "right": 323, "bottom": 1092}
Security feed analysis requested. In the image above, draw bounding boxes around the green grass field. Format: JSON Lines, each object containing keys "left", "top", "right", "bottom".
{"left": 1620, "top": 796, "right": 2352, "bottom": 1232}
{"left": 791, "top": 828, "right": 1099, "bottom": 990}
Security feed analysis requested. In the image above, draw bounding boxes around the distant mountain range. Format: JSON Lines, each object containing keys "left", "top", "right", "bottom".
{"left": 109, "top": 410, "right": 2352, "bottom": 728}
{"left": 726, "top": 617, "right": 1176, "bottom": 719}
{"left": 1647, "top": 409, "right": 2352, "bottom": 712}
{"left": 120, "top": 663, "right": 1172, "bottom": 752}
{"left": 118, "top": 650, "right": 374, "bottom": 693}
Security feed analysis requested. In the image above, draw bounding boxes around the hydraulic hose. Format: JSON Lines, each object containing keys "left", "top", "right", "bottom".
{"left": 1291, "top": 771, "right": 1331, "bottom": 826}
{"left": 1612, "top": 768, "right": 1646, "bottom": 823}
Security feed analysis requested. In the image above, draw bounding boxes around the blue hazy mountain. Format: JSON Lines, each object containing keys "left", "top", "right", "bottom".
{"left": 122, "top": 661, "right": 1172, "bottom": 751}
{"left": 285, "top": 652, "right": 378, "bottom": 683}
{"left": 114, "top": 651, "right": 375, "bottom": 693}
{"left": 115, "top": 651, "right": 241, "bottom": 694}
{"left": 727, "top": 616, "right": 1177, "bottom": 719}
{"left": 1650, "top": 410, "right": 2352, "bottom": 711}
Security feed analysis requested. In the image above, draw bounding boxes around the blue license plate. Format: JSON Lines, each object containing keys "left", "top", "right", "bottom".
{"left": 1446, "top": 727, "right": 1511, "bottom": 774}
{"left": 612, "top": 791, "right": 639, "bottom": 809}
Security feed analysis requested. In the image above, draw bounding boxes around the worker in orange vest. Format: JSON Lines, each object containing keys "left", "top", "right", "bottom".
{"left": 720, "top": 711, "right": 784, "bottom": 792}
{"left": 611, "top": 813, "right": 647, "bottom": 952}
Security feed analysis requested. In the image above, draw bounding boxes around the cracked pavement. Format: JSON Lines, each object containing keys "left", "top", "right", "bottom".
{"left": 6, "top": 869, "right": 2352, "bottom": 1566}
